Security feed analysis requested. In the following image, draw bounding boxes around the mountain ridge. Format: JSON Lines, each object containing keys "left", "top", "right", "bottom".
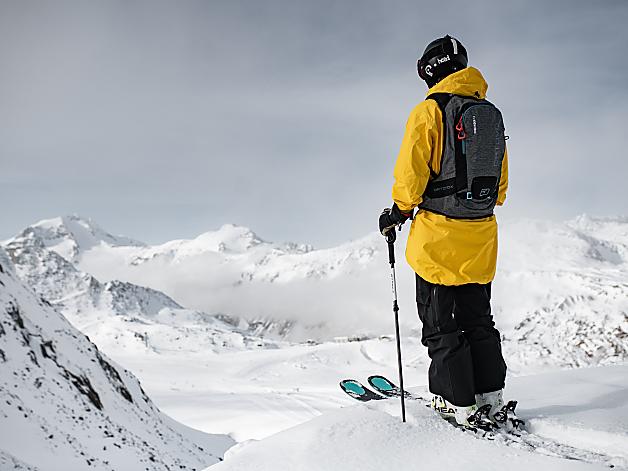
{"left": 3, "top": 214, "right": 627, "bottom": 369}
{"left": 0, "top": 247, "right": 234, "bottom": 470}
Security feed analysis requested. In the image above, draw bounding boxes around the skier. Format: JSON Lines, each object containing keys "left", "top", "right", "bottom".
{"left": 379, "top": 35, "right": 509, "bottom": 428}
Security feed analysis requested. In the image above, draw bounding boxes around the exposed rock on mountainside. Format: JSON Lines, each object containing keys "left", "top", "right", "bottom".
{"left": 0, "top": 249, "right": 234, "bottom": 470}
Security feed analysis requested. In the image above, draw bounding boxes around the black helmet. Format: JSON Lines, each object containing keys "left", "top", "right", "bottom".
{"left": 417, "top": 35, "right": 468, "bottom": 87}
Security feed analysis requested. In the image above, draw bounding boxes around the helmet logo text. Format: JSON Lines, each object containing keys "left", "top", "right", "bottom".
{"left": 436, "top": 55, "right": 450, "bottom": 65}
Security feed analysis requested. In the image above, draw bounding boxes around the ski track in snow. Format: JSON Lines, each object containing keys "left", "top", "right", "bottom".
{"left": 518, "top": 422, "right": 626, "bottom": 467}
{"left": 476, "top": 424, "right": 624, "bottom": 468}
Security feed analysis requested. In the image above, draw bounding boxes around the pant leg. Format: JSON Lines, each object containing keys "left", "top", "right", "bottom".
{"left": 416, "top": 275, "right": 475, "bottom": 407}
{"left": 452, "top": 283, "right": 507, "bottom": 394}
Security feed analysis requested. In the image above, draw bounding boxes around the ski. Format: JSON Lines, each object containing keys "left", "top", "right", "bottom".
{"left": 339, "top": 375, "right": 609, "bottom": 465}
{"left": 341, "top": 374, "right": 525, "bottom": 431}
{"left": 367, "top": 375, "right": 428, "bottom": 400}
{"left": 340, "top": 376, "right": 419, "bottom": 402}
{"left": 339, "top": 379, "right": 386, "bottom": 402}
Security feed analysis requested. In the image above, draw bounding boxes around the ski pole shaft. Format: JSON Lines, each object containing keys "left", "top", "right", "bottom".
{"left": 387, "top": 238, "right": 406, "bottom": 423}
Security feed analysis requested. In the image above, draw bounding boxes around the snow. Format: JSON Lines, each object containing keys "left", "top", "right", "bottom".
{"left": 109, "top": 336, "right": 429, "bottom": 441}
{"left": 102, "top": 339, "right": 628, "bottom": 471}
{"left": 10, "top": 215, "right": 145, "bottom": 263}
{"left": 43, "top": 214, "right": 628, "bottom": 368}
{"left": 209, "top": 366, "right": 628, "bottom": 471}
{"left": 3, "top": 227, "right": 280, "bottom": 357}
{"left": 508, "top": 366, "right": 628, "bottom": 459}
{"left": 0, "top": 248, "right": 234, "bottom": 470}
{"left": 2, "top": 214, "right": 628, "bottom": 470}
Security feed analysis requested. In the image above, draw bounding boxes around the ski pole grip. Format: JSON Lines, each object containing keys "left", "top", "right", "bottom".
{"left": 387, "top": 239, "right": 395, "bottom": 266}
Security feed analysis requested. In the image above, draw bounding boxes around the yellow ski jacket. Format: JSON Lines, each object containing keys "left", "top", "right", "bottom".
{"left": 392, "top": 67, "right": 508, "bottom": 286}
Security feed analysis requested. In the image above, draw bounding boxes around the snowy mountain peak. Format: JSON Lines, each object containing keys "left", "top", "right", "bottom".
{"left": 194, "top": 224, "right": 265, "bottom": 254}
{"left": 3, "top": 214, "right": 628, "bottom": 364}
{"left": 198, "top": 224, "right": 316, "bottom": 255}
{"left": 13, "top": 214, "right": 145, "bottom": 262}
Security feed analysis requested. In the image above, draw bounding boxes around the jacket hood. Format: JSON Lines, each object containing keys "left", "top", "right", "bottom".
{"left": 426, "top": 67, "right": 488, "bottom": 99}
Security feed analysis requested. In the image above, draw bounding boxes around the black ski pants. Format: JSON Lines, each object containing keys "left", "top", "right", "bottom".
{"left": 416, "top": 274, "right": 507, "bottom": 407}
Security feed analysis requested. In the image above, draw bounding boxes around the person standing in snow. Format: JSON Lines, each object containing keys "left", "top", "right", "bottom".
{"left": 379, "top": 35, "right": 509, "bottom": 428}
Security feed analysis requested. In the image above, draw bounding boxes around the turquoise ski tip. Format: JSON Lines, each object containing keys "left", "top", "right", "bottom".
{"left": 342, "top": 380, "right": 366, "bottom": 395}
{"left": 370, "top": 376, "right": 394, "bottom": 391}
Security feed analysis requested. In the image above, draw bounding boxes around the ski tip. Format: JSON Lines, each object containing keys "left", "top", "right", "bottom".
{"left": 339, "top": 379, "right": 386, "bottom": 401}
{"left": 340, "top": 379, "right": 366, "bottom": 396}
{"left": 367, "top": 374, "right": 416, "bottom": 399}
{"left": 367, "top": 375, "right": 397, "bottom": 392}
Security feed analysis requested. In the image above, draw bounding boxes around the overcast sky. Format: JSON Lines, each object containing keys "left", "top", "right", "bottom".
{"left": 1, "top": 0, "right": 627, "bottom": 247}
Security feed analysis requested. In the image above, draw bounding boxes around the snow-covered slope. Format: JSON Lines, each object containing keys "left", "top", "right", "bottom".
{"left": 4, "top": 214, "right": 628, "bottom": 368}
{"left": 210, "top": 365, "right": 628, "bottom": 471}
{"left": 12, "top": 214, "right": 624, "bottom": 368}
{"left": 3, "top": 222, "right": 279, "bottom": 355}
{"left": 0, "top": 248, "right": 234, "bottom": 470}
{"left": 12, "top": 215, "right": 144, "bottom": 263}
{"left": 2, "top": 215, "right": 627, "bottom": 462}
{"left": 76, "top": 220, "right": 380, "bottom": 340}
{"left": 497, "top": 216, "right": 628, "bottom": 370}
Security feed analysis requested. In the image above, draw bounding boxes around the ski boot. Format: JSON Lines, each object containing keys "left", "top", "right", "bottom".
{"left": 476, "top": 390, "right": 504, "bottom": 418}
{"left": 431, "top": 395, "right": 495, "bottom": 432}
{"left": 477, "top": 390, "right": 524, "bottom": 430}
{"left": 493, "top": 400, "right": 525, "bottom": 431}
{"left": 431, "top": 394, "right": 456, "bottom": 418}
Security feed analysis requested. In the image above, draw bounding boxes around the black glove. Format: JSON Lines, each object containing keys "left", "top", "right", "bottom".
{"left": 379, "top": 204, "right": 412, "bottom": 237}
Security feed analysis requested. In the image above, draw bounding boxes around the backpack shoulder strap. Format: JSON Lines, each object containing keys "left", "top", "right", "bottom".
{"left": 426, "top": 93, "right": 453, "bottom": 116}
{"left": 423, "top": 93, "right": 455, "bottom": 196}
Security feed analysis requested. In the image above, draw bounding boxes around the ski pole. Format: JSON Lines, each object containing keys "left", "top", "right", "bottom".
{"left": 385, "top": 228, "right": 406, "bottom": 423}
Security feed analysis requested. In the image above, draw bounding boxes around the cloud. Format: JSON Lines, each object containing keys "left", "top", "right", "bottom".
{"left": 1, "top": 0, "right": 627, "bottom": 245}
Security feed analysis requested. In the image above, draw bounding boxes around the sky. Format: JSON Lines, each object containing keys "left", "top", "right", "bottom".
{"left": 1, "top": 0, "right": 627, "bottom": 247}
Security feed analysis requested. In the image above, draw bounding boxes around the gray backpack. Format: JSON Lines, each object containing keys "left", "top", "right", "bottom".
{"left": 419, "top": 93, "right": 506, "bottom": 219}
